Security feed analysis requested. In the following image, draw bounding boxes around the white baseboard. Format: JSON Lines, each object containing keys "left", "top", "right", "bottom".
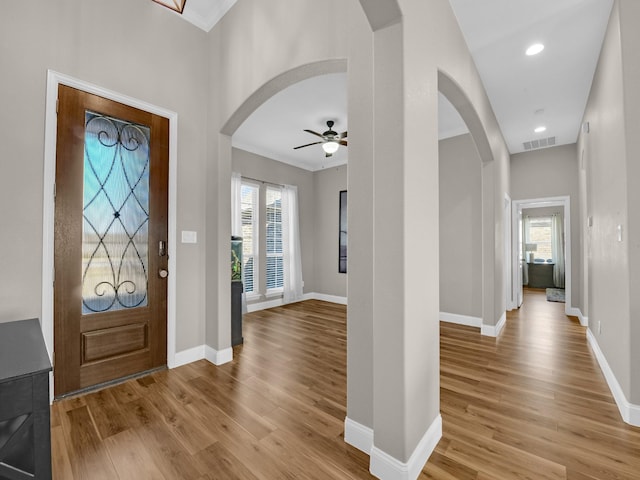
{"left": 309, "top": 292, "right": 348, "bottom": 305}
{"left": 481, "top": 312, "right": 506, "bottom": 337}
{"left": 439, "top": 312, "right": 482, "bottom": 328}
{"left": 344, "top": 417, "right": 374, "bottom": 454}
{"left": 566, "top": 307, "right": 588, "bottom": 327}
{"left": 205, "top": 345, "right": 233, "bottom": 366}
{"left": 247, "top": 292, "right": 347, "bottom": 312}
{"left": 370, "top": 414, "right": 442, "bottom": 480}
{"left": 247, "top": 297, "right": 285, "bottom": 312}
{"left": 587, "top": 329, "right": 640, "bottom": 427}
{"left": 172, "top": 345, "right": 205, "bottom": 368}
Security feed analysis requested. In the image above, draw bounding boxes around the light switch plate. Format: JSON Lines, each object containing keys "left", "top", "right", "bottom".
{"left": 181, "top": 230, "right": 197, "bottom": 244}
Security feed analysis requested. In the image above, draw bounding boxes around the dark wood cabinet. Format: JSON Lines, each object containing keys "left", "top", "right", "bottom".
{"left": 527, "top": 263, "right": 555, "bottom": 289}
{"left": 0, "top": 318, "right": 52, "bottom": 480}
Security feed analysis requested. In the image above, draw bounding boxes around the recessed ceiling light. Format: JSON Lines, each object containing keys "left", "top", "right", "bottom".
{"left": 534, "top": 126, "right": 547, "bottom": 133}
{"left": 526, "top": 43, "right": 545, "bottom": 56}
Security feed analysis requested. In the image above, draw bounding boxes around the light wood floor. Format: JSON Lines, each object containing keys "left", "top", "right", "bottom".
{"left": 51, "top": 291, "right": 640, "bottom": 479}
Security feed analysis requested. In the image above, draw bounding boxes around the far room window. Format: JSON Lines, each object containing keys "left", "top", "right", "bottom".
{"left": 266, "top": 186, "right": 284, "bottom": 291}
{"left": 525, "top": 216, "right": 552, "bottom": 261}
{"left": 241, "top": 182, "right": 259, "bottom": 294}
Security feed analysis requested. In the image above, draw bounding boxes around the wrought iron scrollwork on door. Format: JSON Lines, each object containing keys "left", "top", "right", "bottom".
{"left": 81, "top": 112, "right": 151, "bottom": 314}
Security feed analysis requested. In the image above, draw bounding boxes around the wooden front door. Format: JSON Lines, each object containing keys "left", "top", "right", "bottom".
{"left": 54, "top": 85, "right": 169, "bottom": 397}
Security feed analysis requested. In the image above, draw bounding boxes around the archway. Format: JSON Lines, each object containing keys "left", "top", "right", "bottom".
{"left": 438, "top": 70, "right": 499, "bottom": 336}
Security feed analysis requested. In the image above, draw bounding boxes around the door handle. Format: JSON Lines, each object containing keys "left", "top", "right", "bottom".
{"left": 159, "top": 269, "right": 168, "bottom": 279}
{"left": 159, "top": 241, "right": 167, "bottom": 257}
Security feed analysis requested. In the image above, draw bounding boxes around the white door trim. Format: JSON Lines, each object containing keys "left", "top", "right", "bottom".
{"left": 41, "top": 71, "right": 178, "bottom": 396}
{"left": 511, "top": 196, "right": 572, "bottom": 314}
{"left": 504, "top": 194, "right": 514, "bottom": 310}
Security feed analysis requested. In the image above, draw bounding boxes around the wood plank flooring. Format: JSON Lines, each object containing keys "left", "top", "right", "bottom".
{"left": 51, "top": 292, "right": 640, "bottom": 479}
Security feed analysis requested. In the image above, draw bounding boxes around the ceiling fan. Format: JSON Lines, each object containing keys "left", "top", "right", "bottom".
{"left": 293, "top": 120, "right": 347, "bottom": 157}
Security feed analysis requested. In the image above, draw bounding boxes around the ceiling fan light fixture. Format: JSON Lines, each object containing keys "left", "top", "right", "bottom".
{"left": 322, "top": 141, "right": 340, "bottom": 154}
{"left": 152, "top": 0, "right": 187, "bottom": 14}
{"left": 526, "top": 43, "right": 545, "bottom": 56}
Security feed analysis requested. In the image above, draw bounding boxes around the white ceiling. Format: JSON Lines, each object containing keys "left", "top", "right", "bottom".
{"left": 448, "top": 0, "right": 614, "bottom": 154}
{"left": 173, "top": 0, "right": 614, "bottom": 171}
{"left": 233, "top": 73, "right": 349, "bottom": 171}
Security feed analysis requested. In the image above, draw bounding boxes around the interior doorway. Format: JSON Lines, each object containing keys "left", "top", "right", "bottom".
{"left": 511, "top": 196, "right": 572, "bottom": 314}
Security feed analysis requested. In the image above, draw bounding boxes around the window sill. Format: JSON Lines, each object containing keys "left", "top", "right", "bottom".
{"left": 265, "top": 289, "right": 283, "bottom": 299}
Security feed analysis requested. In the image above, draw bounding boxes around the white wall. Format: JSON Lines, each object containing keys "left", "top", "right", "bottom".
{"left": 439, "top": 134, "right": 482, "bottom": 319}
{"left": 511, "top": 144, "right": 580, "bottom": 307}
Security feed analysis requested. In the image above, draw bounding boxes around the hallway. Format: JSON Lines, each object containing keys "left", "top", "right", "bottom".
{"left": 430, "top": 288, "right": 640, "bottom": 479}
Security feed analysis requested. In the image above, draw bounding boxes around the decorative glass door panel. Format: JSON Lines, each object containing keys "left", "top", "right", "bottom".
{"left": 82, "top": 112, "right": 150, "bottom": 314}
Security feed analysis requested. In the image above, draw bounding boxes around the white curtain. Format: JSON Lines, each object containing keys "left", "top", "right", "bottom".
{"left": 552, "top": 213, "right": 565, "bottom": 288}
{"left": 522, "top": 216, "right": 530, "bottom": 285}
{"left": 231, "top": 172, "right": 242, "bottom": 237}
{"left": 281, "top": 184, "right": 304, "bottom": 304}
{"left": 231, "top": 172, "right": 247, "bottom": 313}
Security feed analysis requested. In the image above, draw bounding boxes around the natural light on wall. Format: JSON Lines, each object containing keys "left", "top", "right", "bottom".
{"left": 152, "top": 0, "right": 187, "bottom": 14}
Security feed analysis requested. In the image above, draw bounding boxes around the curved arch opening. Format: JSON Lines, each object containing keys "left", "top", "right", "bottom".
{"left": 438, "top": 69, "right": 495, "bottom": 334}
{"left": 221, "top": 59, "right": 347, "bottom": 137}
{"left": 214, "top": 57, "right": 349, "bottom": 348}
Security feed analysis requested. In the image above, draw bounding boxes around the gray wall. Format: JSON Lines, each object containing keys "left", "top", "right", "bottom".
{"left": 231, "top": 148, "right": 316, "bottom": 299}
{"left": 0, "top": 0, "right": 209, "bottom": 353}
{"left": 313, "top": 166, "right": 348, "bottom": 298}
{"left": 511, "top": 144, "right": 581, "bottom": 308}
{"left": 578, "top": 0, "right": 637, "bottom": 403}
{"left": 439, "top": 134, "right": 482, "bottom": 318}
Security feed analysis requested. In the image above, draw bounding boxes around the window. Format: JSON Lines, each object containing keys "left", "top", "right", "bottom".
{"left": 241, "top": 183, "right": 259, "bottom": 294}
{"left": 526, "top": 216, "right": 552, "bottom": 261}
{"left": 266, "top": 186, "right": 283, "bottom": 291}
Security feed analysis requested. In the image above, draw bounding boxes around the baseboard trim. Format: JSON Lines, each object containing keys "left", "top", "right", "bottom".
{"left": 439, "top": 312, "right": 482, "bottom": 328}
{"left": 247, "top": 298, "right": 285, "bottom": 312}
{"left": 344, "top": 417, "right": 374, "bottom": 454}
{"left": 370, "top": 414, "right": 442, "bottom": 480}
{"left": 481, "top": 312, "right": 506, "bottom": 337}
{"left": 247, "top": 292, "right": 347, "bottom": 312}
{"left": 172, "top": 345, "right": 205, "bottom": 368}
{"left": 566, "top": 307, "right": 588, "bottom": 326}
{"left": 586, "top": 329, "right": 640, "bottom": 427}
{"left": 204, "top": 345, "right": 233, "bottom": 366}
{"left": 310, "top": 293, "right": 348, "bottom": 305}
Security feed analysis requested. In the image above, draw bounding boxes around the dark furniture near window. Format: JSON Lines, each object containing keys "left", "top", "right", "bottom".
{"left": 0, "top": 318, "right": 52, "bottom": 479}
{"left": 527, "top": 262, "right": 555, "bottom": 289}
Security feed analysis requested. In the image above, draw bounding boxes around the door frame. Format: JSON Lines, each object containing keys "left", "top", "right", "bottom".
{"left": 511, "top": 196, "right": 572, "bottom": 315}
{"left": 41, "top": 70, "right": 178, "bottom": 398}
{"left": 504, "top": 193, "right": 514, "bottom": 311}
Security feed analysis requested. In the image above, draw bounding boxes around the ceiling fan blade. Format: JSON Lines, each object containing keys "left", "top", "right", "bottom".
{"left": 339, "top": 140, "right": 348, "bottom": 146}
{"left": 304, "top": 129, "right": 325, "bottom": 139}
{"left": 293, "top": 141, "right": 323, "bottom": 150}
{"left": 340, "top": 131, "right": 347, "bottom": 139}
